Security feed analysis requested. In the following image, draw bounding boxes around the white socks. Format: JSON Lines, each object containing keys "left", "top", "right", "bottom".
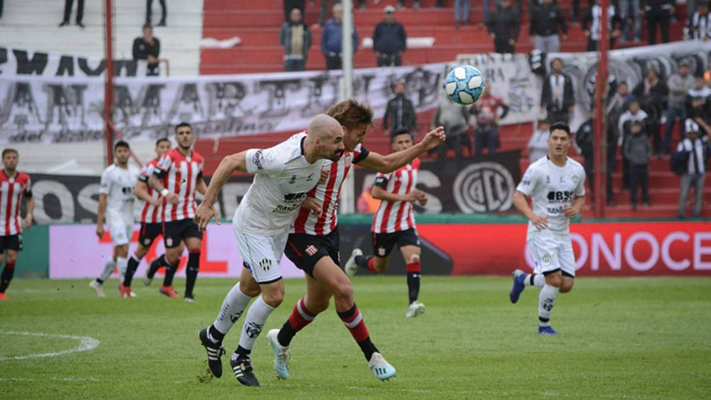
{"left": 237, "top": 296, "right": 275, "bottom": 352}
{"left": 99, "top": 259, "right": 117, "bottom": 282}
{"left": 116, "top": 257, "right": 128, "bottom": 280}
{"left": 538, "top": 284, "right": 559, "bottom": 326}
{"left": 213, "top": 284, "right": 253, "bottom": 335}
{"left": 525, "top": 273, "right": 545, "bottom": 288}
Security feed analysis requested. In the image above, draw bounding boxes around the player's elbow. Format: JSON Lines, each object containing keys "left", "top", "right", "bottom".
{"left": 371, "top": 187, "right": 385, "bottom": 200}
{"left": 224, "top": 152, "right": 247, "bottom": 173}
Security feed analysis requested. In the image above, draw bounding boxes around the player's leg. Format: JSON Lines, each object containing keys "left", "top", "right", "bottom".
{"left": 116, "top": 243, "right": 131, "bottom": 298}
{"left": 525, "top": 237, "right": 562, "bottom": 334}
{"left": 401, "top": 241, "right": 425, "bottom": 318}
{"left": 124, "top": 223, "right": 159, "bottom": 287}
{"left": 558, "top": 240, "right": 576, "bottom": 294}
{"left": 509, "top": 241, "right": 547, "bottom": 303}
{"left": 183, "top": 234, "right": 202, "bottom": 302}
{"left": 0, "top": 247, "right": 18, "bottom": 299}
{"left": 345, "top": 232, "right": 395, "bottom": 277}
{"left": 159, "top": 221, "right": 183, "bottom": 297}
{"left": 312, "top": 257, "right": 396, "bottom": 380}
{"left": 200, "top": 266, "right": 260, "bottom": 379}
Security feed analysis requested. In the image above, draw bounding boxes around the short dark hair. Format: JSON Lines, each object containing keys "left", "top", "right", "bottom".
{"left": 114, "top": 141, "right": 130, "bottom": 150}
{"left": 2, "top": 149, "right": 18, "bottom": 158}
{"left": 155, "top": 138, "right": 170, "bottom": 147}
{"left": 175, "top": 122, "right": 192, "bottom": 133}
{"left": 549, "top": 122, "right": 571, "bottom": 136}
{"left": 391, "top": 128, "right": 412, "bottom": 142}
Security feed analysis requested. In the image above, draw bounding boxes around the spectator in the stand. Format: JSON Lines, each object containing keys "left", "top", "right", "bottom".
{"left": 433, "top": 90, "right": 470, "bottom": 159}
{"left": 541, "top": 58, "right": 575, "bottom": 124}
{"left": 583, "top": 0, "right": 622, "bottom": 51}
{"left": 642, "top": 0, "right": 674, "bottom": 44}
{"left": 146, "top": 0, "right": 167, "bottom": 27}
{"left": 373, "top": 6, "right": 407, "bottom": 67}
{"left": 470, "top": 86, "right": 509, "bottom": 155}
{"left": 664, "top": 61, "right": 695, "bottom": 153}
{"left": 618, "top": 100, "right": 649, "bottom": 190}
{"left": 454, "top": 0, "right": 471, "bottom": 27}
{"left": 284, "top": 0, "right": 305, "bottom": 22}
{"left": 684, "top": 1, "right": 711, "bottom": 40}
{"left": 487, "top": 0, "right": 521, "bottom": 54}
{"left": 321, "top": 3, "right": 359, "bottom": 70}
{"left": 633, "top": 67, "right": 669, "bottom": 155}
{"left": 687, "top": 77, "right": 711, "bottom": 122}
{"left": 677, "top": 120, "right": 709, "bottom": 219}
{"left": 384, "top": 80, "right": 417, "bottom": 135}
{"left": 530, "top": 0, "right": 568, "bottom": 53}
{"left": 528, "top": 119, "right": 551, "bottom": 162}
{"left": 620, "top": 0, "right": 642, "bottom": 42}
{"left": 576, "top": 115, "right": 595, "bottom": 194}
{"left": 60, "top": 0, "right": 84, "bottom": 28}
{"left": 573, "top": 0, "right": 594, "bottom": 23}
{"left": 133, "top": 25, "right": 161, "bottom": 76}
{"left": 605, "top": 81, "right": 635, "bottom": 205}
{"left": 624, "top": 121, "right": 652, "bottom": 208}
{"left": 280, "top": 8, "right": 312, "bottom": 72}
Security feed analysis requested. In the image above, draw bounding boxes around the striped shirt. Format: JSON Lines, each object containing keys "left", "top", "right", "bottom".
{"left": 371, "top": 159, "right": 420, "bottom": 234}
{"left": 292, "top": 143, "right": 369, "bottom": 236}
{"left": 0, "top": 170, "right": 31, "bottom": 236}
{"left": 154, "top": 148, "right": 204, "bottom": 223}
{"left": 139, "top": 158, "right": 163, "bottom": 224}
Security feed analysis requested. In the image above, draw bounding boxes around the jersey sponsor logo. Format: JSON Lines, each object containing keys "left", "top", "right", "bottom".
{"left": 305, "top": 245, "right": 318, "bottom": 256}
{"left": 453, "top": 162, "right": 515, "bottom": 213}
{"left": 253, "top": 150, "right": 264, "bottom": 170}
{"left": 547, "top": 191, "right": 574, "bottom": 202}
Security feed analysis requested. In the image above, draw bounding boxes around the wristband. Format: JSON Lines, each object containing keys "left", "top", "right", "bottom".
{"left": 160, "top": 189, "right": 169, "bottom": 197}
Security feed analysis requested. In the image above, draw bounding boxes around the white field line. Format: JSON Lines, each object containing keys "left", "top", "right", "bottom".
{"left": 0, "top": 331, "right": 100, "bottom": 361}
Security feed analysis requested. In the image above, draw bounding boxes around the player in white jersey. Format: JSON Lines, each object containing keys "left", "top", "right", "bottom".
{"left": 263, "top": 101, "right": 445, "bottom": 382}
{"left": 508, "top": 122, "right": 586, "bottom": 335}
{"left": 346, "top": 128, "right": 428, "bottom": 318}
{"left": 195, "top": 114, "right": 345, "bottom": 386}
{"left": 120, "top": 138, "right": 173, "bottom": 292}
{"left": 90, "top": 141, "right": 140, "bottom": 298}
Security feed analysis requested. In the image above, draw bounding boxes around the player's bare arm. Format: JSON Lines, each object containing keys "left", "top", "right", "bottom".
{"left": 564, "top": 195, "right": 586, "bottom": 219}
{"left": 358, "top": 126, "right": 446, "bottom": 173}
{"left": 371, "top": 185, "right": 421, "bottom": 203}
{"left": 96, "top": 193, "right": 108, "bottom": 238}
{"left": 148, "top": 173, "right": 178, "bottom": 205}
{"left": 195, "top": 152, "right": 249, "bottom": 231}
{"left": 196, "top": 177, "right": 208, "bottom": 196}
{"left": 23, "top": 195, "right": 35, "bottom": 229}
{"left": 302, "top": 197, "right": 323, "bottom": 215}
{"left": 513, "top": 190, "right": 548, "bottom": 230}
{"left": 134, "top": 180, "right": 161, "bottom": 207}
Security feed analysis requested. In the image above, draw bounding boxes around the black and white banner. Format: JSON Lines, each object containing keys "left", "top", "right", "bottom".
{"left": 0, "top": 47, "right": 148, "bottom": 78}
{"left": 354, "top": 150, "right": 522, "bottom": 214}
{"left": 0, "top": 64, "right": 445, "bottom": 144}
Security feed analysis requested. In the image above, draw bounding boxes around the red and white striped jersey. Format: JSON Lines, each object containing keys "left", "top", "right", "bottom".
{"left": 371, "top": 158, "right": 420, "bottom": 234}
{"left": 292, "top": 143, "right": 369, "bottom": 236}
{"left": 139, "top": 158, "right": 163, "bottom": 224}
{"left": 155, "top": 148, "right": 204, "bottom": 223}
{"left": 0, "top": 170, "right": 32, "bottom": 236}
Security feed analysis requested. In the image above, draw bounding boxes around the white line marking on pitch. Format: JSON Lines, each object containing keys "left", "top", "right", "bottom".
{"left": 0, "top": 331, "right": 100, "bottom": 361}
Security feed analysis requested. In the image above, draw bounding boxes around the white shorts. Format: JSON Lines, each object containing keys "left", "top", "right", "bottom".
{"left": 527, "top": 234, "right": 576, "bottom": 278}
{"left": 233, "top": 223, "right": 287, "bottom": 284}
{"left": 109, "top": 221, "right": 133, "bottom": 247}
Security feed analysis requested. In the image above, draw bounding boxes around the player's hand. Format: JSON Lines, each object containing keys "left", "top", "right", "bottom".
{"left": 404, "top": 191, "right": 419, "bottom": 203}
{"left": 166, "top": 193, "right": 179, "bottom": 205}
{"left": 302, "top": 197, "right": 322, "bottom": 216}
{"left": 563, "top": 204, "right": 580, "bottom": 219}
{"left": 529, "top": 214, "right": 548, "bottom": 230}
{"left": 96, "top": 224, "right": 105, "bottom": 239}
{"left": 415, "top": 191, "right": 428, "bottom": 206}
{"left": 195, "top": 202, "right": 220, "bottom": 231}
{"left": 23, "top": 214, "right": 33, "bottom": 229}
{"left": 318, "top": 167, "right": 329, "bottom": 185}
{"left": 421, "top": 126, "right": 446, "bottom": 151}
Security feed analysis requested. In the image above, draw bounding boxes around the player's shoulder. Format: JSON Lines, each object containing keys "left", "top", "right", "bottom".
{"left": 280, "top": 131, "right": 308, "bottom": 162}
{"left": 103, "top": 164, "right": 118, "bottom": 174}
{"left": 16, "top": 172, "right": 31, "bottom": 183}
{"left": 128, "top": 165, "right": 141, "bottom": 175}
{"left": 526, "top": 156, "right": 549, "bottom": 172}
{"left": 191, "top": 151, "right": 204, "bottom": 163}
{"left": 566, "top": 157, "right": 585, "bottom": 172}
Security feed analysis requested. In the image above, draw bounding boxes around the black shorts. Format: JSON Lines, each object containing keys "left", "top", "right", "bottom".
{"left": 0, "top": 234, "right": 23, "bottom": 253}
{"left": 139, "top": 222, "right": 163, "bottom": 248}
{"left": 285, "top": 230, "right": 340, "bottom": 278}
{"left": 372, "top": 228, "right": 420, "bottom": 258}
{"left": 163, "top": 219, "right": 202, "bottom": 248}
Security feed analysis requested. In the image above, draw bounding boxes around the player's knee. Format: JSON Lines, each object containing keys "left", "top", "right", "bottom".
{"left": 239, "top": 280, "right": 261, "bottom": 297}
{"left": 545, "top": 273, "right": 562, "bottom": 288}
{"left": 262, "top": 290, "right": 284, "bottom": 308}
{"left": 408, "top": 254, "right": 420, "bottom": 264}
{"left": 5, "top": 253, "right": 17, "bottom": 265}
{"left": 332, "top": 281, "right": 353, "bottom": 302}
{"left": 133, "top": 245, "right": 148, "bottom": 259}
{"left": 560, "top": 281, "right": 574, "bottom": 293}
{"left": 308, "top": 297, "right": 330, "bottom": 314}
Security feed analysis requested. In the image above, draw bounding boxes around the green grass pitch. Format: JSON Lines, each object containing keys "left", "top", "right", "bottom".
{"left": 1, "top": 276, "right": 710, "bottom": 399}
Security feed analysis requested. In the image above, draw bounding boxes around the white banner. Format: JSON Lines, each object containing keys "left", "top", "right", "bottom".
{"left": 0, "top": 47, "right": 148, "bottom": 78}
{"left": 0, "top": 64, "right": 445, "bottom": 144}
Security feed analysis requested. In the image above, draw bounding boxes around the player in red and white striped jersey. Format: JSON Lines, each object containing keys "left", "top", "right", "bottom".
{"left": 127, "top": 123, "right": 207, "bottom": 302}
{"left": 121, "top": 138, "right": 173, "bottom": 291}
{"left": 0, "top": 149, "right": 34, "bottom": 300}
{"left": 346, "top": 129, "right": 428, "bottom": 318}
{"left": 268, "top": 100, "right": 446, "bottom": 381}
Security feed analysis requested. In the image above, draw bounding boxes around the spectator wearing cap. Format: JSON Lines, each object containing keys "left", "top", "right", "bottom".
{"left": 685, "top": 1, "right": 711, "bottom": 40}
{"left": 487, "top": 0, "right": 521, "bottom": 54}
{"left": 528, "top": 119, "right": 551, "bottom": 162}
{"left": 541, "top": 58, "right": 575, "bottom": 125}
{"left": 624, "top": 120, "right": 652, "bottom": 209}
{"left": 664, "top": 62, "right": 695, "bottom": 153}
{"left": 530, "top": 0, "right": 568, "bottom": 53}
{"left": 321, "top": 3, "right": 359, "bottom": 70}
{"left": 642, "top": 0, "right": 674, "bottom": 45}
{"left": 633, "top": 67, "right": 669, "bottom": 155}
{"left": 133, "top": 25, "right": 161, "bottom": 76}
{"left": 433, "top": 89, "right": 470, "bottom": 159}
{"left": 373, "top": 6, "right": 407, "bottom": 67}
{"left": 280, "top": 8, "right": 312, "bottom": 72}
{"left": 469, "top": 86, "right": 509, "bottom": 155}
{"left": 676, "top": 119, "right": 710, "bottom": 219}
{"left": 384, "top": 80, "right": 417, "bottom": 135}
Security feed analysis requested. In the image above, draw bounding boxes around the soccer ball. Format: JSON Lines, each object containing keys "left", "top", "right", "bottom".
{"left": 445, "top": 65, "right": 485, "bottom": 105}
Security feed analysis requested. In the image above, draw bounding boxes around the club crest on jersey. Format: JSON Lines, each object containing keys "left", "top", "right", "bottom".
{"left": 166, "top": 237, "right": 173, "bottom": 247}
{"left": 541, "top": 253, "right": 552, "bottom": 265}
{"left": 305, "top": 245, "right": 318, "bottom": 256}
{"left": 378, "top": 247, "right": 386, "bottom": 256}
{"left": 572, "top": 175, "right": 579, "bottom": 184}
{"left": 259, "top": 259, "right": 272, "bottom": 271}
{"left": 144, "top": 238, "right": 151, "bottom": 246}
